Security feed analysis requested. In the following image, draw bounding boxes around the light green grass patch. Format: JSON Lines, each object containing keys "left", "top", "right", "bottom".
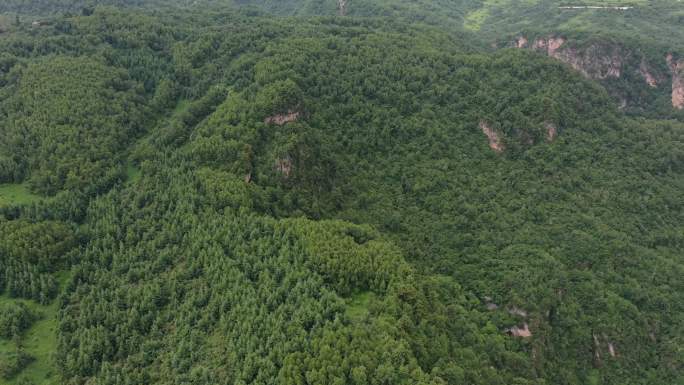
{"left": 0, "top": 183, "right": 42, "bottom": 207}
{"left": 173, "top": 99, "right": 191, "bottom": 116}
{"left": 126, "top": 162, "right": 141, "bottom": 183}
{"left": 465, "top": 8, "right": 490, "bottom": 31}
{"left": 0, "top": 271, "right": 70, "bottom": 384}
{"left": 0, "top": 14, "right": 15, "bottom": 30}
{"left": 559, "top": 0, "right": 647, "bottom": 5}
{"left": 465, "top": 0, "right": 541, "bottom": 30}
{"left": 346, "top": 291, "right": 374, "bottom": 321}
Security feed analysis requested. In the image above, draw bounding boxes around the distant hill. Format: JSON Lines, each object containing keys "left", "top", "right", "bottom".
{"left": 4, "top": 1, "right": 683, "bottom": 116}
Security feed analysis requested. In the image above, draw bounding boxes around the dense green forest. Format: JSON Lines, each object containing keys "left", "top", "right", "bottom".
{"left": 0, "top": 1, "right": 682, "bottom": 385}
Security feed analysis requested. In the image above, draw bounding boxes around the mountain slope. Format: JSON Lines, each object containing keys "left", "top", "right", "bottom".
{"left": 0, "top": 4, "right": 682, "bottom": 385}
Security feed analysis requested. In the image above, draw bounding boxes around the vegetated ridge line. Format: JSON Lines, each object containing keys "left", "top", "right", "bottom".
{"left": 558, "top": 6, "right": 634, "bottom": 10}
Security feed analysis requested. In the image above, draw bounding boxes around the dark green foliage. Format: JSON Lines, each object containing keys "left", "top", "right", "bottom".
{"left": 0, "top": 220, "right": 77, "bottom": 303}
{"left": 0, "top": 56, "right": 147, "bottom": 195}
{"left": 0, "top": 302, "right": 37, "bottom": 339}
{"left": 255, "top": 79, "right": 304, "bottom": 116}
{"left": 0, "top": 347, "right": 34, "bottom": 380}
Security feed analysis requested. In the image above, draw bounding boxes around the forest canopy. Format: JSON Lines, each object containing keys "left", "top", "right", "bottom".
{"left": 0, "top": 1, "right": 682, "bottom": 385}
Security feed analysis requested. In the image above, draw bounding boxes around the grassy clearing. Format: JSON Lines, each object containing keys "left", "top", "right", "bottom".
{"left": 173, "top": 99, "right": 190, "bottom": 116}
{"left": 558, "top": 0, "right": 647, "bottom": 5}
{"left": 346, "top": 291, "right": 373, "bottom": 321}
{"left": 465, "top": 8, "right": 490, "bottom": 31}
{"left": 464, "top": 0, "right": 647, "bottom": 30}
{"left": 0, "top": 272, "right": 69, "bottom": 385}
{"left": 0, "top": 183, "right": 42, "bottom": 207}
{"left": 0, "top": 14, "right": 16, "bottom": 30}
{"left": 465, "top": 0, "right": 541, "bottom": 30}
{"left": 126, "top": 162, "right": 141, "bottom": 184}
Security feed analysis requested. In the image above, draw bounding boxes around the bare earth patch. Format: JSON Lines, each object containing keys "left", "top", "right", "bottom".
{"left": 507, "top": 323, "right": 532, "bottom": 338}
{"left": 479, "top": 121, "right": 504, "bottom": 153}
{"left": 338, "top": 0, "right": 348, "bottom": 16}
{"left": 265, "top": 111, "right": 300, "bottom": 125}
{"left": 666, "top": 54, "right": 684, "bottom": 109}
{"left": 518, "top": 36, "right": 624, "bottom": 80}
{"left": 640, "top": 60, "right": 659, "bottom": 87}
{"left": 508, "top": 306, "right": 528, "bottom": 317}
{"left": 545, "top": 122, "right": 558, "bottom": 142}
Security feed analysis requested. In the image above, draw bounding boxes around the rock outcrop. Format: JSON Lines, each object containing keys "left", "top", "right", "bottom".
{"left": 640, "top": 60, "right": 659, "bottom": 88}
{"left": 544, "top": 122, "right": 558, "bottom": 142}
{"left": 592, "top": 332, "right": 618, "bottom": 366}
{"left": 514, "top": 36, "right": 528, "bottom": 49}
{"left": 514, "top": 36, "right": 623, "bottom": 80}
{"left": 672, "top": 76, "right": 684, "bottom": 109}
{"left": 275, "top": 156, "right": 293, "bottom": 177}
{"left": 593, "top": 333, "right": 602, "bottom": 367}
{"left": 338, "top": 0, "right": 348, "bottom": 16}
{"left": 508, "top": 306, "right": 528, "bottom": 318}
{"left": 667, "top": 53, "right": 684, "bottom": 109}
{"left": 531, "top": 36, "right": 566, "bottom": 57}
{"left": 507, "top": 323, "right": 532, "bottom": 338}
{"left": 513, "top": 36, "right": 684, "bottom": 110}
{"left": 553, "top": 44, "right": 622, "bottom": 79}
{"left": 264, "top": 110, "right": 300, "bottom": 125}
{"left": 479, "top": 121, "right": 504, "bottom": 153}
{"left": 484, "top": 296, "right": 499, "bottom": 310}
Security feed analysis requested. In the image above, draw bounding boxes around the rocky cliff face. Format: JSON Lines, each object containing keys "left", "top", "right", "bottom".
{"left": 514, "top": 35, "right": 684, "bottom": 110}
{"left": 514, "top": 36, "right": 528, "bottom": 48}
{"left": 479, "top": 121, "right": 504, "bottom": 153}
{"left": 516, "top": 36, "right": 623, "bottom": 80}
{"left": 338, "top": 0, "right": 348, "bottom": 16}
{"left": 264, "top": 110, "right": 300, "bottom": 125}
{"left": 531, "top": 36, "right": 565, "bottom": 57}
{"left": 667, "top": 53, "right": 684, "bottom": 110}
{"left": 545, "top": 122, "right": 557, "bottom": 142}
{"left": 640, "top": 60, "right": 659, "bottom": 88}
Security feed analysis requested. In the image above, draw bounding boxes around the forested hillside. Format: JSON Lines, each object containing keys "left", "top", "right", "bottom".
{"left": 5, "top": 0, "right": 684, "bottom": 116}
{"left": 0, "top": 2, "right": 682, "bottom": 385}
